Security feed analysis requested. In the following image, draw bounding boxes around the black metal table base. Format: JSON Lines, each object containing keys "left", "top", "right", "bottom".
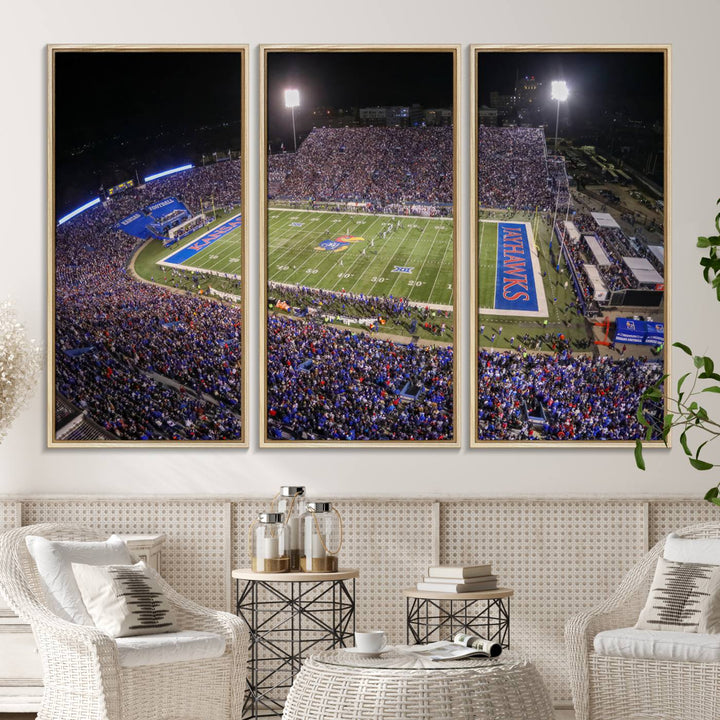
{"left": 236, "top": 578, "right": 356, "bottom": 719}
{"left": 406, "top": 596, "right": 510, "bottom": 648}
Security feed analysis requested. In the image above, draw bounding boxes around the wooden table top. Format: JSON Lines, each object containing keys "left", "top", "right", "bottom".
{"left": 233, "top": 568, "right": 360, "bottom": 582}
{"left": 403, "top": 587, "right": 513, "bottom": 601}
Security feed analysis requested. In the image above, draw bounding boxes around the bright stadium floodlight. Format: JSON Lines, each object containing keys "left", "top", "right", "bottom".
{"left": 144, "top": 163, "right": 194, "bottom": 183}
{"left": 551, "top": 80, "right": 569, "bottom": 153}
{"left": 285, "top": 88, "right": 300, "bottom": 152}
{"left": 57, "top": 197, "right": 101, "bottom": 226}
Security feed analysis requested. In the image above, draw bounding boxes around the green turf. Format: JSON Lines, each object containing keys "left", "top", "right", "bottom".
{"left": 267, "top": 209, "right": 454, "bottom": 307}
{"left": 172, "top": 216, "right": 244, "bottom": 277}
{"left": 476, "top": 209, "right": 593, "bottom": 352}
{"left": 477, "top": 219, "right": 497, "bottom": 308}
{"left": 132, "top": 209, "right": 243, "bottom": 298}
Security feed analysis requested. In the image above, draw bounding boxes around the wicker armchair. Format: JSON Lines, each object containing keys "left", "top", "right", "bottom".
{"left": 0, "top": 523, "right": 248, "bottom": 720}
{"left": 565, "top": 521, "right": 720, "bottom": 720}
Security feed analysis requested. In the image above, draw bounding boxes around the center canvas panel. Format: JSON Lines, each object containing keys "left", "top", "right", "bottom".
{"left": 261, "top": 47, "right": 459, "bottom": 446}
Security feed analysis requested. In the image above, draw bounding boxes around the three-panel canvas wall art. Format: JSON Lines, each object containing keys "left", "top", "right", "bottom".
{"left": 48, "top": 44, "right": 668, "bottom": 448}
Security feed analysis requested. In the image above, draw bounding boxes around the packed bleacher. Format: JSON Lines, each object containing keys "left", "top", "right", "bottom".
{"left": 267, "top": 315, "right": 453, "bottom": 440}
{"left": 477, "top": 349, "right": 663, "bottom": 441}
{"left": 477, "top": 126, "right": 566, "bottom": 212}
{"left": 267, "top": 153, "right": 296, "bottom": 197}
{"left": 558, "top": 213, "right": 660, "bottom": 313}
{"left": 268, "top": 127, "right": 452, "bottom": 208}
{"left": 54, "top": 161, "right": 243, "bottom": 441}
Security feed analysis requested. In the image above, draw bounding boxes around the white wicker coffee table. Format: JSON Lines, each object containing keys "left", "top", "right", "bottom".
{"left": 282, "top": 647, "right": 554, "bottom": 720}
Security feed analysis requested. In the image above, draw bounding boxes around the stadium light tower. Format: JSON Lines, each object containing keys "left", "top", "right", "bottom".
{"left": 551, "top": 80, "right": 569, "bottom": 153}
{"left": 284, "top": 88, "right": 300, "bottom": 152}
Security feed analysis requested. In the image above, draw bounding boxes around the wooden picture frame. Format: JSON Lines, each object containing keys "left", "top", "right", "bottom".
{"left": 48, "top": 45, "right": 248, "bottom": 446}
{"left": 470, "top": 45, "right": 670, "bottom": 446}
{"left": 260, "top": 45, "right": 460, "bottom": 447}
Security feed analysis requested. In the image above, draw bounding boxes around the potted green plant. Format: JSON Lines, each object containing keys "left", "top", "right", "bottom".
{"left": 635, "top": 200, "right": 720, "bottom": 507}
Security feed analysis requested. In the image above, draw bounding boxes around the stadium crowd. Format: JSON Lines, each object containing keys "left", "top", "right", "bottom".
{"left": 478, "top": 126, "right": 563, "bottom": 211}
{"left": 267, "top": 315, "right": 453, "bottom": 440}
{"left": 558, "top": 212, "right": 663, "bottom": 311}
{"left": 268, "top": 127, "right": 452, "bottom": 208}
{"left": 55, "top": 161, "right": 244, "bottom": 440}
{"left": 477, "top": 349, "right": 663, "bottom": 441}
{"left": 268, "top": 282, "right": 452, "bottom": 338}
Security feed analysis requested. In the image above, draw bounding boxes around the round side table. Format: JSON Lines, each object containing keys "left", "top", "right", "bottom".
{"left": 404, "top": 587, "right": 514, "bottom": 647}
{"left": 282, "top": 647, "right": 554, "bottom": 720}
{"left": 233, "top": 568, "right": 359, "bottom": 719}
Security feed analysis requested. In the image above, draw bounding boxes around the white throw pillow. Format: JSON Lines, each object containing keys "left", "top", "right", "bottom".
{"left": 664, "top": 532, "right": 720, "bottom": 565}
{"left": 635, "top": 557, "right": 720, "bottom": 633}
{"left": 72, "top": 561, "right": 178, "bottom": 638}
{"left": 25, "top": 534, "right": 133, "bottom": 624}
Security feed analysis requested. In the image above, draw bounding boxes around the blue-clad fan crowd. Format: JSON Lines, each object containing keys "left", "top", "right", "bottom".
{"left": 477, "top": 350, "right": 663, "bottom": 441}
{"left": 266, "top": 316, "right": 454, "bottom": 441}
{"left": 55, "top": 161, "right": 244, "bottom": 440}
{"left": 268, "top": 126, "right": 453, "bottom": 208}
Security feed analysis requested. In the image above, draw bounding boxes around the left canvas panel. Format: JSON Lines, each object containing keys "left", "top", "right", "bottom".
{"left": 49, "top": 47, "right": 248, "bottom": 446}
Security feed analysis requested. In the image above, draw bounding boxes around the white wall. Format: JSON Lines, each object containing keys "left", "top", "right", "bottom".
{"left": 0, "top": 0, "right": 718, "bottom": 498}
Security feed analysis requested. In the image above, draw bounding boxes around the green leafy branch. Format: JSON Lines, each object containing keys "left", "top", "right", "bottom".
{"left": 634, "top": 199, "right": 720, "bottom": 507}
{"left": 635, "top": 350, "right": 720, "bottom": 506}
{"left": 697, "top": 199, "right": 720, "bottom": 301}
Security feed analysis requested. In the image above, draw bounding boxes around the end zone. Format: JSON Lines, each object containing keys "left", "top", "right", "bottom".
{"left": 157, "top": 214, "right": 242, "bottom": 269}
{"left": 478, "top": 220, "right": 548, "bottom": 318}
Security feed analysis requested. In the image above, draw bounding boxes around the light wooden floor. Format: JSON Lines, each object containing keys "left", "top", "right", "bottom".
{"left": 0, "top": 715, "right": 582, "bottom": 720}
{"left": 3, "top": 715, "right": 579, "bottom": 719}
{"left": 3, "top": 712, "right": 578, "bottom": 719}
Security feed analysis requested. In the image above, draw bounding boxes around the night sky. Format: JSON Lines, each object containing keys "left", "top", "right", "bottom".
{"left": 266, "top": 51, "right": 454, "bottom": 146}
{"left": 477, "top": 50, "right": 665, "bottom": 127}
{"left": 54, "top": 51, "right": 243, "bottom": 216}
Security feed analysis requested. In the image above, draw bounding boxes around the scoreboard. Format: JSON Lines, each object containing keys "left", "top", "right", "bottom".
{"left": 108, "top": 179, "right": 135, "bottom": 196}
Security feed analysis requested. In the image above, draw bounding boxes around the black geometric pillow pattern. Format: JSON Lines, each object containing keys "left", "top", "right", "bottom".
{"left": 72, "top": 560, "right": 178, "bottom": 638}
{"left": 636, "top": 557, "right": 720, "bottom": 633}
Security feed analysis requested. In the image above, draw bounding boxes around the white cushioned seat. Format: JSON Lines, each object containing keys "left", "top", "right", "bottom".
{"left": 594, "top": 627, "right": 720, "bottom": 664}
{"left": 115, "top": 630, "right": 226, "bottom": 668}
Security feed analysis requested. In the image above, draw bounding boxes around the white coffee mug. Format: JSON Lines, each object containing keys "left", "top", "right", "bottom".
{"left": 354, "top": 630, "right": 387, "bottom": 654}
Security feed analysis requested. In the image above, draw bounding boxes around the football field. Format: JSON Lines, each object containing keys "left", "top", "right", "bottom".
{"left": 477, "top": 219, "right": 548, "bottom": 318}
{"left": 476, "top": 212, "right": 592, "bottom": 351}
{"left": 157, "top": 214, "right": 244, "bottom": 278}
{"left": 267, "top": 208, "right": 454, "bottom": 308}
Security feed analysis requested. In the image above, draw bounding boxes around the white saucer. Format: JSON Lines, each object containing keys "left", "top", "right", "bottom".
{"left": 343, "top": 647, "right": 389, "bottom": 657}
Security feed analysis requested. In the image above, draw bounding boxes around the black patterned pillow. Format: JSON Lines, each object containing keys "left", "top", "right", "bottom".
{"left": 635, "top": 557, "right": 720, "bottom": 633}
{"left": 71, "top": 561, "right": 178, "bottom": 638}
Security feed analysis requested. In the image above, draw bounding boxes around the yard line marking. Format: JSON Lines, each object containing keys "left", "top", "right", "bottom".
{"left": 384, "top": 219, "right": 433, "bottom": 301}
{"left": 428, "top": 222, "right": 454, "bottom": 307}
{"left": 268, "top": 212, "right": 338, "bottom": 280}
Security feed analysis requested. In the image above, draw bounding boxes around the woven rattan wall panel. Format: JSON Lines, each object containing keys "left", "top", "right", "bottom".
{"left": 22, "top": 500, "right": 227, "bottom": 610}
{"left": 339, "top": 500, "right": 434, "bottom": 644}
{"left": 648, "top": 500, "right": 720, "bottom": 545}
{"left": 440, "top": 500, "right": 646, "bottom": 704}
{"left": 232, "top": 500, "right": 434, "bottom": 646}
{"left": 0, "top": 501, "right": 18, "bottom": 531}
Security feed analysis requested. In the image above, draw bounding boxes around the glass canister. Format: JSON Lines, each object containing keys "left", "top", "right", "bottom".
{"left": 251, "top": 512, "right": 290, "bottom": 573}
{"left": 276, "top": 486, "right": 306, "bottom": 571}
{"left": 301, "top": 501, "right": 343, "bottom": 573}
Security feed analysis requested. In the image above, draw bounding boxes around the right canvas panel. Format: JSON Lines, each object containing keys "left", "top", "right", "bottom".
{"left": 471, "top": 46, "right": 669, "bottom": 445}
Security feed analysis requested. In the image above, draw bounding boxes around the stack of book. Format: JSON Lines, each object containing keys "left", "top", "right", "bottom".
{"left": 416, "top": 564, "right": 498, "bottom": 593}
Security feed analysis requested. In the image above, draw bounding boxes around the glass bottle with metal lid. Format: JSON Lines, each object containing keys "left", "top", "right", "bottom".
{"left": 300, "top": 501, "right": 343, "bottom": 573}
{"left": 276, "top": 486, "right": 306, "bottom": 571}
{"left": 251, "top": 512, "right": 290, "bottom": 573}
